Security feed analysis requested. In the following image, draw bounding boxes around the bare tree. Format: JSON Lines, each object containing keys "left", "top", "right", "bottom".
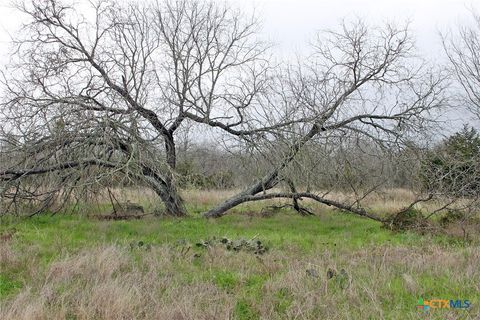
{"left": 0, "top": 0, "right": 283, "bottom": 216}
{"left": 204, "top": 20, "right": 447, "bottom": 219}
{"left": 443, "top": 10, "right": 480, "bottom": 120}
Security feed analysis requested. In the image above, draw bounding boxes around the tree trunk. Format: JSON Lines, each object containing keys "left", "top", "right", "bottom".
{"left": 205, "top": 191, "right": 385, "bottom": 222}
{"left": 145, "top": 173, "right": 187, "bottom": 217}
{"left": 204, "top": 123, "right": 323, "bottom": 218}
{"left": 142, "top": 167, "right": 188, "bottom": 217}
{"left": 157, "top": 184, "right": 187, "bottom": 217}
{"left": 164, "top": 132, "right": 177, "bottom": 169}
{"left": 133, "top": 132, "right": 186, "bottom": 216}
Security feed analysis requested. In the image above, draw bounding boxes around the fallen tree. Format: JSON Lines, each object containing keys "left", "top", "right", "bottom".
{"left": 203, "top": 20, "right": 448, "bottom": 219}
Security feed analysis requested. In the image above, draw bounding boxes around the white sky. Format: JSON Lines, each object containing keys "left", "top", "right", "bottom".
{"left": 243, "top": 0, "right": 473, "bottom": 59}
{"left": 0, "top": 0, "right": 476, "bottom": 62}
{"left": 0, "top": 0, "right": 478, "bottom": 128}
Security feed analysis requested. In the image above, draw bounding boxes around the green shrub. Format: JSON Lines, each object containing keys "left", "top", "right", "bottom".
{"left": 439, "top": 209, "right": 465, "bottom": 226}
{"left": 421, "top": 126, "right": 480, "bottom": 197}
{"left": 384, "top": 208, "right": 427, "bottom": 231}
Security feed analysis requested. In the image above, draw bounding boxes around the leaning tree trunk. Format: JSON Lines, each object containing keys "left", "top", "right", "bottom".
{"left": 135, "top": 131, "right": 187, "bottom": 216}
{"left": 142, "top": 164, "right": 188, "bottom": 217}
{"left": 118, "top": 131, "right": 187, "bottom": 216}
{"left": 204, "top": 123, "right": 323, "bottom": 218}
{"left": 156, "top": 182, "right": 187, "bottom": 217}
{"left": 203, "top": 80, "right": 362, "bottom": 218}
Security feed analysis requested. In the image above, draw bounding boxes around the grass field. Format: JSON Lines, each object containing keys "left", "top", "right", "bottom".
{"left": 1, "top": 193, "right": 479, "bottom": 319}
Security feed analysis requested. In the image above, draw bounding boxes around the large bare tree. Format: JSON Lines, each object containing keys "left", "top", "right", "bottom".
{"left": 0, "top": 0, "right": 294, "bottom": 216}
{"left": 443, "top": 10, "right": 480, "bottom": 121}
{"left": 203, "top": 20, "right": 447, "bottom": 219}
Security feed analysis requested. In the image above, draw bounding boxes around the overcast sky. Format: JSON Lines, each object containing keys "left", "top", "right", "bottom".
{"left": 0, "top": 0, "right": 478, "bottom": 128}
{"left": 0, "top": 0, "right": 476, "bottom": 62}
{"left": 248, "top": 0, "right": 474, "bottom": 59}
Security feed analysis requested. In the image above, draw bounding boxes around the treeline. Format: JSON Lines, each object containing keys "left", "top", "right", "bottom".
{"left": 174, "top": 126, "right": 480, "bottom": 197}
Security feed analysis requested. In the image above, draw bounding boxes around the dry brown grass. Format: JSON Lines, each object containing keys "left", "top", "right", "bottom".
{"left": 45, "top": 186, "right": 475, "bottom": 220}
{"left": 182, "top": 189, "right": 240, "bottom": 206}
{"left": 180, "top": 187, "right": 465, "bottom": 216}
{"left": 86, "top": 187, "right": 420, "bottom": 212}
{"left": 1, "top": 245, "right": 232, "bottom": 320}
{"left": 1, "top": 241, "right": 479, "bottom": 319}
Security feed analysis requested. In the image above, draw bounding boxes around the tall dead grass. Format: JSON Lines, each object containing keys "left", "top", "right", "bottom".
{"left": 15, "top": 186, "right": 472, "bottom": 218}
{"left": 1, "top": 242, "right": 479, "bottom": 319}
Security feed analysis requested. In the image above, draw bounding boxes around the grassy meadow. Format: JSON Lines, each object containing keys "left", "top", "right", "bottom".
{"left": 0, "top": 189, "right": 479, "bottom": 319}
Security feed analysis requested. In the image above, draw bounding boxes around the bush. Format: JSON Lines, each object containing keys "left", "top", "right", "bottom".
{"left": 421, "top": 126, "right": 480, "bottom": 197}
{"left": 439, "top": 209, "right": 466, "bottom": 226}
{"left": 384, "top": 208, "right": 428, "bottom": 231}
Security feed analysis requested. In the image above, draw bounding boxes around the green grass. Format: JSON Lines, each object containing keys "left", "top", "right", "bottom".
{"left": 0, "top": 211, "right": 454, "bottom": 253}
{"left": 0, "top": 274, "right": 22, "bottom": 298}
{"left": 1, "top": 211, "right": 479, "bottom": 319}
